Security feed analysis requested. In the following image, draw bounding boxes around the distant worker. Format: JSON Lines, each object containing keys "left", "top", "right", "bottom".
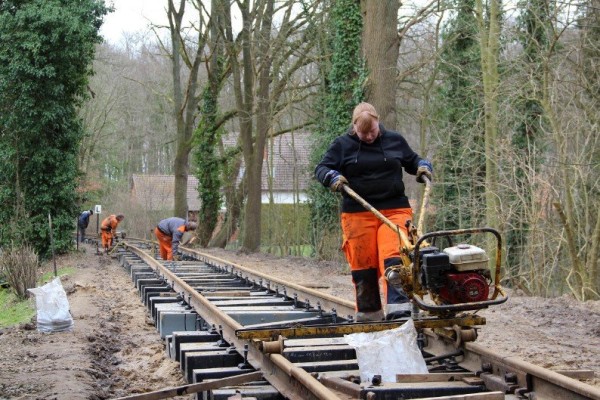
{"left": 154, "top": 217, "right": 198, "bottom": 261}
{"left": 77, "top": 209, "right": 94, "bottom": 243}
{"left": 100, "top": 214, "right": 125, "bottom": 253}
{"left": 315, "top": 102, "right": 432, "bottom": 322}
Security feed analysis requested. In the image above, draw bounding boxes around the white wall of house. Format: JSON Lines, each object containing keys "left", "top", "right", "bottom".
{"left": 261, "top": 192, "right": 308, "bottom": 204}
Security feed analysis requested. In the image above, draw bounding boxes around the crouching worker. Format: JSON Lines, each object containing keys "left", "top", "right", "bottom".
{"left": 154, "top": 217, "right": 198, "bottom": 261}
{"left": 100, "top": 214, "right": 125, "bottom": 253}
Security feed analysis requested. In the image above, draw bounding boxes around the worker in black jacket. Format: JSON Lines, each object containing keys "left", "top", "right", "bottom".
{"left": 315, "top": 102, "right": 432, "bottom": 322}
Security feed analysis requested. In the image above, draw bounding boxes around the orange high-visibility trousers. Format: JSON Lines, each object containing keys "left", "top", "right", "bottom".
{"left": 101, "top": 230, "right": 114, "bottom": 250}
{"left": 341, "top": 207, "right": 412, "bottom": 312}
{"left": 154, "top": 227, "right": 173, "bottom": 260}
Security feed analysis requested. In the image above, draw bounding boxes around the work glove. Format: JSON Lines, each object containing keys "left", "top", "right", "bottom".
{"left": 325, "top": 170, "right": 348, "bottom": 192}
{"left": 416, "top": 159, "right": 433, "bottom": 183}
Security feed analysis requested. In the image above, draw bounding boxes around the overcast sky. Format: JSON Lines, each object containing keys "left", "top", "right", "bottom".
{"left": 100, "top": 0, "right": 169, "bottom": 44}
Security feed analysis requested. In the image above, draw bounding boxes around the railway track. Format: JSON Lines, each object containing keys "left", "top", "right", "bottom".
{"left": 108, "top": 238, "right": 600, "bottom": 400}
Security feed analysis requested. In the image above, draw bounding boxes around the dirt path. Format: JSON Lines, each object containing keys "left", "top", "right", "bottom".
{"left": 0, "top": 244, "right": 598, "bottom": 399}
{"left": 0, "top": 245, "right": 191, "bottom": 400}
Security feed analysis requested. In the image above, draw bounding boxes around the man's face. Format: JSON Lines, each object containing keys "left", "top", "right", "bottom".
{"left": 353, "top": 119, "right": 380, "bottom": 144}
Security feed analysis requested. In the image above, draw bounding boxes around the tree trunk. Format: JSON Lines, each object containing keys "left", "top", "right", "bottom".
{"left": 476, "top": 0, "right": 501, "bottom": 269}
{"left": 196, "top": 0, "right": 225, "bottom": 246}
{"left": 240, "top": 0, "right": 274, "bottom": 253}
{"left": 168, "top": 0, "right": 204, "bottom": 218}
{"left": 361, "top": 0, "right": 399, "bottom": 128}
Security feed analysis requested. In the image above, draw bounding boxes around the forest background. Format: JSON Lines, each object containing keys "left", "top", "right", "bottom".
{"left": 0, "top": 0, "right": 598, "bottom": 301}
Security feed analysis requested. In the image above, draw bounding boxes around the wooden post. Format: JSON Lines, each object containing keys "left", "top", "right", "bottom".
{"left": 48, "top": 214, "right": 57, "bottom": 277}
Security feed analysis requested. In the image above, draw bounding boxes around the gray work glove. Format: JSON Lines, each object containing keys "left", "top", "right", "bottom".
{"left": 416, "top": 159, "right": 433, "bottom": 183}
{"left": 326, "top": 170, "right": 348, "bottom": 192}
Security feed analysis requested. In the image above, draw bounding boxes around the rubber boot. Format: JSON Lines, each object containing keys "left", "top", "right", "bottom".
{"left": 355, "top": 309, "right": 384, "bottom": 322}
{"left": 385, "top": 302, "right": 412, "bottom": 320}
{"left": 351, "top": 268, "right": 382, "bottom": 312}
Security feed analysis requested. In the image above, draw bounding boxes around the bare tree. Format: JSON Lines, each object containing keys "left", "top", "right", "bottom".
{"left": 476, "top": 0, "right": 502, "bottom": 262}
{"left": 167, "top": 0, "right": 208, "bottom": 218}
{"left": 220, "top": 0, "right": 321, "bottom": 253}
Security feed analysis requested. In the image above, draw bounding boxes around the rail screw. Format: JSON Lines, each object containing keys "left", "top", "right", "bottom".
{"left": 417, "top": 332, "right": 426, "bottom": 350}
{"left": 293, "top": 294, "right": 298, "bottom": 308}
{"left": 238, "top": 344, "right": 252, "bottom": 370}
{"left": 217, "top": 325, "right": 229, "bottom": 347}
{"left": 371, "top": 375, "right": 382, "bottom": 386}
{"left": 445, "top": 356, "right": 460, "bottom": 371}
{"left": 481, "top": 362, "right": 493, "bottom": 374}
{"left": 331, "top": 309, "right": 337, "bottom": 323}
{"left": 505, "top": 372, "right": 517, "bottom": 384}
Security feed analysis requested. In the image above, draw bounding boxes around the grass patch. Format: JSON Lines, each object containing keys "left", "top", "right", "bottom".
{"left": 39, "top": 267, "right": 75, "bottom": 284}
{"left": 0, "top": 288, "right": 35, "bottom": 328}
{"left": 0, "top": 267, "right": 75, "bottom": 329}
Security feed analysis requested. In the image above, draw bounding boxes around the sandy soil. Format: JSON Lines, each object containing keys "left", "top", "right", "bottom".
{"left": 0, "top": 244, "right": 598, "bottom": 400}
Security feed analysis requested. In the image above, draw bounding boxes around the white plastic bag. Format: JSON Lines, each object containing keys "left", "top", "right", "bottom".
{"left": 344, "top": 319, "right": 428, "bottom": 383}
{"left": 28, "top": 277, "right": 74, "bottom": 333}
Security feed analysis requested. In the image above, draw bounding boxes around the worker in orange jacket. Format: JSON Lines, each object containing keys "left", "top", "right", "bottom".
{"left": 100, "top": 214, "right": 125, "bottom": 252}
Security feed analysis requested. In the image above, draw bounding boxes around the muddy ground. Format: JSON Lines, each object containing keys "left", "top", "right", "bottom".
{"left": 0, "top": 243, "right": 598, "bottom": 399}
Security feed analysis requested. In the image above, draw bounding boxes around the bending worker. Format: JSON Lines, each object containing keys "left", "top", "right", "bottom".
{"left": 100, "top": 214, "right": 125, "bottom": 253}
{"left": 77, "top": 209, "right": 93, "bottom": 243}
{"left": 315, "top": 102, "right": 432, "bottom": 322}
{"left": 154, "top": 217, "right": 198, "bottom": 261}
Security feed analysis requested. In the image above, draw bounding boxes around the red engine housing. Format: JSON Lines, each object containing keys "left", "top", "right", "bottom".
{"left": 438, "top": 272, "right": 489, "bottom": 304}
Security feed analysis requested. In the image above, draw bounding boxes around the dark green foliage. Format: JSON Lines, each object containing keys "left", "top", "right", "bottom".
{"left": 0, "top": 0, "right": 108, "bottom": 258}
{"left": 308, "top": 0, "right": 365, "bottom": 259}
{"left": 193, "top": 80, "right": 224, "bottom": 247}
{"left": 431, "top": 0, "right": 485, "bottom": 231}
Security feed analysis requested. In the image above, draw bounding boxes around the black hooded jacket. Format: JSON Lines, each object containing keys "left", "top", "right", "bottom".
{"left": 315, "top": 123, "right": 423, "bottom": 213}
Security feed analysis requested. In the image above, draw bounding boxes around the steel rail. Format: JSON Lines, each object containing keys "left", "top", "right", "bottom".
{"left": 119, "top": 241, "right": 600, "bottom": 400}
{"left": 423, "top": 328, "right": 600, "bottom": 400}
{"left": 178, "top": 246, "right": 356, "bottom": 318}
{"left": 466, "top": 342, "right": 600, "bottom": 400}
{"left": 124, "top": 244, "right": 343, "bottom": 400}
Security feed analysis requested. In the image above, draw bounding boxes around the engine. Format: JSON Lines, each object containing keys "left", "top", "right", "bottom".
{"left": 420, "top": 244, "right": 491, "bottom": 305}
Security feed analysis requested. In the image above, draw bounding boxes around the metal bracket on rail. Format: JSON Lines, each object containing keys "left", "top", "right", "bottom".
{"left": 236, "top": 314, "right": 486, "bottom": 341}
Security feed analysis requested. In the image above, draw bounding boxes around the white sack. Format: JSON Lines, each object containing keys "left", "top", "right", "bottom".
{"left": 344, "top": 319, "right": 428, "bottom": 383}
{"left": 28, "top": 277, "right": 74, "bottom": 333}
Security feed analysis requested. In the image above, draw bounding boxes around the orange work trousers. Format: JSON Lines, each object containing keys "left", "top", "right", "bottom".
{"left": 101, "top": 230, "right": 114, "bottom": 250}
{"left": 154, "top": 227, "right": 173, "bottom": 260}
{"left": 341, "top": 207, "right": 412, "bottom": 312}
